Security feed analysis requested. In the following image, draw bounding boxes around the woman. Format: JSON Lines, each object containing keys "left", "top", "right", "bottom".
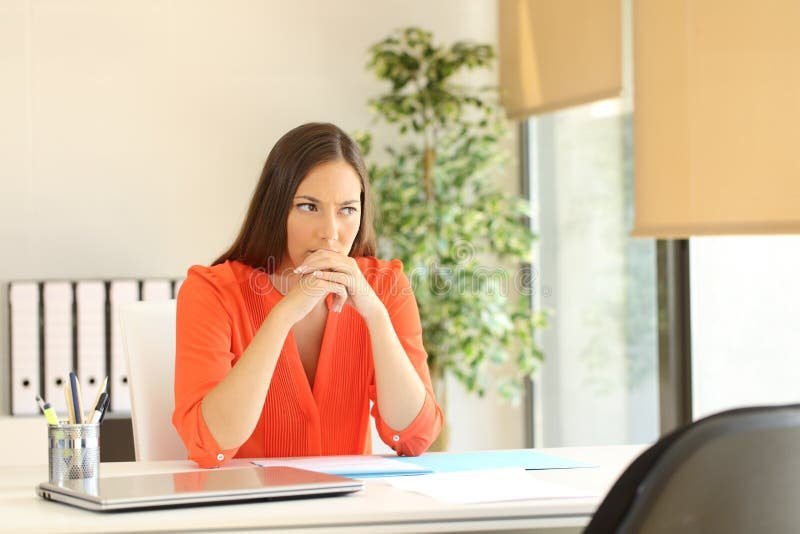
{"left": 172, "top": 122, "right": 443, "bottom": 468}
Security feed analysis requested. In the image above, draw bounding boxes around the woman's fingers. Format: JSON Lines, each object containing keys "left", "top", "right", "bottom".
{"left": 331, "top": 291, "right": 347, "bottom": 312}
{"left": 303, "top": 276, "right": 348, "bottom": 312}
{"left": 310, "top": 271, "right": 352, "bottom": 312}
{"left": 310, "top": 270, "right": 352, "bottom": 290}
{"left": 294, "top": 250, "right": 353, "bottom": 275}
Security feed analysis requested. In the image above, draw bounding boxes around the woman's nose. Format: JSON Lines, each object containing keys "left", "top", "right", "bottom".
{"left": 318, "top": 211, "right": 339, "bottom": 241}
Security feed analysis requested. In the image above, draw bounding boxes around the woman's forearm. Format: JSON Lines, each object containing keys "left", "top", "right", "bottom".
{"left": 367, "top": 309, "right": 427, "bottom": 430}
{"left": 201, "top": 306, "right": 292, "bottom": 450}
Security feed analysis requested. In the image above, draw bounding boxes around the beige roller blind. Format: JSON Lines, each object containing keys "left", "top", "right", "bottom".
{"left": 633, "top": 0, "right": 800, "bottom": 237}
{"left": 499, "top": 0, "right": 622, "bottom": 119}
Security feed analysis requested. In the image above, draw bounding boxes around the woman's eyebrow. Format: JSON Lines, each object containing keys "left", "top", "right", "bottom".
{"left": 294, "top": 195, "right": 359, "bottom": 206}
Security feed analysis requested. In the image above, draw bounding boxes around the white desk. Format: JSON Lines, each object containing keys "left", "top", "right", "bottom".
{"left": 1, "top": 445, "right": 644, "bottom": 533}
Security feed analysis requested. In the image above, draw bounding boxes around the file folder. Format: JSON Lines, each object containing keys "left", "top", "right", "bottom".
{"left": 109, "top": 280, "right": 139, "bottom": 413}
{"left": 76, "top": 281, "right": 106, "bottom": 391}
{"left": 43, "top": 281, "right": 74, "bottom": 416}
{"left": 142, "top": 279, "right": 172, "bottom": 301}
{"left": 9, "top": 282, "right": 41, "bottom": 415}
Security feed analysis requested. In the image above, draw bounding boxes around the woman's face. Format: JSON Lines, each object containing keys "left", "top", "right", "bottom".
{"left": 282, "top": 160, "right": 363, "bottom": 272}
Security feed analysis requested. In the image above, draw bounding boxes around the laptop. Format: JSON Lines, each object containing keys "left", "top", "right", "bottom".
{"left": 37, "top": 466, "right": 363, "bottom": 512}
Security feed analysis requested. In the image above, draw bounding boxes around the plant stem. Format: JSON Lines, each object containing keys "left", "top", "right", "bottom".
{"left": 423, "top": 146, "right": 436, "bottom": 202}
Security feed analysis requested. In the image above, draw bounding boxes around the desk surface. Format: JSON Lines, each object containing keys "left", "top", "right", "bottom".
{"left": 1, "top": 445, "right": 644, "bottom": 533}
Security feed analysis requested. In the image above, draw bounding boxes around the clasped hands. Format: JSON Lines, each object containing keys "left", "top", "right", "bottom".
{"left": 293, "top": 250, "right": 383, "bottom": 317}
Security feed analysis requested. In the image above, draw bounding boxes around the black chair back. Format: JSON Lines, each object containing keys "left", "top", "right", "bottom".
{"left": 586, "top": 404, "right": 800, "bottom": 534}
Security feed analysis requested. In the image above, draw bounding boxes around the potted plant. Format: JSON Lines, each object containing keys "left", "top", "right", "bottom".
{"left": 356, "top": 28, "right": 546, "bottom": 450}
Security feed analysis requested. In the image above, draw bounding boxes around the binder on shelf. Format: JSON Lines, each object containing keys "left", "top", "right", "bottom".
{"left": 172, "top": 278, "right": 186, "bottom": 300}
{"left": 142, "top": 279, "right": 172, "bottom": 301}
{"left": 9, "top": 282, "right": 41, "bottom": 415}
{"left": 43, "top": 281, "right": 73, "bottom": 415}
{"left": 76, "top": 281, "right": 106, "bottom": 391}
{"left": 109, "top": 280, "right": 139, "bottom": 413}
{"left": 173, "top": 278, "right": 184, "bottom": 298}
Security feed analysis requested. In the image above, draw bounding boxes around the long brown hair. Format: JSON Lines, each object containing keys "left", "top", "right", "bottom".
{"left": 212, "top": 123, "right": 377, "bottom": 272}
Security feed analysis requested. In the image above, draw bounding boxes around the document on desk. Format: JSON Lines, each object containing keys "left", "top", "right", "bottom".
{"left": 386, "top": 468, "right": 598, "bottom": 504}
{"left": 251, "top": 455, "right": 432, "bottom": 478}
{"left": 394, "top": 449, "right": 593, "bottom": 472}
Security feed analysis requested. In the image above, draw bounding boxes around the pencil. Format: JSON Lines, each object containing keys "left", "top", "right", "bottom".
{"left": 88, "top": 376, "right": 108, "bottom": 418}
{"left": 64, "top": 383, "right": 75, "bottom": 424}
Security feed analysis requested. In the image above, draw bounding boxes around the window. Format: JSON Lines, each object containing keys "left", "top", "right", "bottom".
{"left": 690, "top": 235, "right": 800, "bottom": 419}
{"left": 527, "top": 100, "right": 659, "bottom": 446}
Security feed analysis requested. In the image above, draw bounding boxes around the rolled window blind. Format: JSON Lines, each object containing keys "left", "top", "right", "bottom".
{"left": 633, "top": 0, "right": 800, "bottom": 237}
{"left": 499, "top": 0, "right": 622, "bottom": 119}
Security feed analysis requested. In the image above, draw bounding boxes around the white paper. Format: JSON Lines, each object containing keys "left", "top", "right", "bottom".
{"left": 386, "top": 468, "right": 597, "bottom": 504}
{"left": 251, "top": 455, "right": 429, "bottom": 477}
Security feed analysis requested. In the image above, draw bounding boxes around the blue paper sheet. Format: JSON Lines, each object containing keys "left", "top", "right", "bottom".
{"left": 391, "top": 449, "right": 593, "bottom": 473}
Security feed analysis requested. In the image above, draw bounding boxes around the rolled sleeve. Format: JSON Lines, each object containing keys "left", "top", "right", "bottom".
{"left": 190, "top": 402, "right": 241, "bottom": 468}
{"left": 368, "top": 259, "right": 444, "bottom": 456}
{"left": 171, "top": 266, "right": 241, "bottom": 468}
{"left": 370, "top": 388, "right": 442, "bottom": 456}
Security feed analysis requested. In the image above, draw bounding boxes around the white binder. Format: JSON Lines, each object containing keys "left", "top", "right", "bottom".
{"left": 43, "top": 281, "right": 73, "bottom": 416}
{"left": 142, "top": 279, "right": 172, "bottom": 301}
{"left": 76, "top": 281, "right": 106, "bottom": 393}
{"left": 9, "top": 282, "right": 41, "bottom": 415}
{"left": 110, "top": 280, "right": 139, "bottom": 413}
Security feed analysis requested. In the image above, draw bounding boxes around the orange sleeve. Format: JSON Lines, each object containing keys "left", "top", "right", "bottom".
{"left": 171, "top": 266, "right": 241, "bottom": 468}
{"left": 369, "top": 259, "right": 444, "bottom": 456}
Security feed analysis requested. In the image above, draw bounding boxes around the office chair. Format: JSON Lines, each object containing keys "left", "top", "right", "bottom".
{"left": 586, "top": 403, "right": 800, "bottom": 534}
{"left": 119, "top": 300, "right": 187, "bottom": 461}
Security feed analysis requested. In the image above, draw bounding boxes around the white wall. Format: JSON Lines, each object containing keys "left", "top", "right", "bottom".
{"left": 0, "top": 0, "right": 524, "bottom": 451}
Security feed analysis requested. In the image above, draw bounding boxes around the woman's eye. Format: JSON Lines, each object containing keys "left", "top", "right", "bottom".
{"left": 297, "top": 203, "right": 357, "bottom": 215}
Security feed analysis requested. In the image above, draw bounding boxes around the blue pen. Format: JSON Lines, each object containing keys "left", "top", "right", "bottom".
{"left": 68, "top": 372, "right": 84, "bottom": 424}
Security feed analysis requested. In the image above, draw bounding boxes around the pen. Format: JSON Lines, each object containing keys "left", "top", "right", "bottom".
{"left": 69, "top": 372, "right": 84, "bottom": 424}
{"left": 64, "top": 383, "right": 76, "bottom": 424}
{"left": 87, "top": 376, "right": 108, "bottom": 418}
{"left": 88, "top": 392, "right": 108, "bottom": 424}
{"left": 96, "top": 393, "right": 110, "bottom": 424}
{"left": 35, "top": 394, "right": 60, "bottom": 426}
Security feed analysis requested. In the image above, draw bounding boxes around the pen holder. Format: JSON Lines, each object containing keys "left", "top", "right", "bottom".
{"left": 48, "top": 423, "right": 100, "bottom": 483}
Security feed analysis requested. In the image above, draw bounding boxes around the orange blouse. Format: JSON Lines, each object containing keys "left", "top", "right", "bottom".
{"left": 172, "top": 256, "right": 443, "bottom": 468}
